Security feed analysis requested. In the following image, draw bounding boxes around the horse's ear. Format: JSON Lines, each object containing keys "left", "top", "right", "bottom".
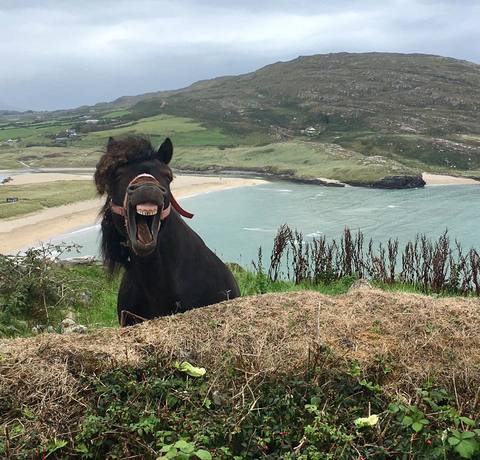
{"left": 107, "top": 136, "right": 115, "bottom": 152}
{"left": 157, "top": 138, "right": 173, "bottom": 164}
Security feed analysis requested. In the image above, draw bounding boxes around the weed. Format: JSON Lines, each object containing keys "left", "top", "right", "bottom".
{"left": 267, "top": 225, "right": 480, "bottom": 296}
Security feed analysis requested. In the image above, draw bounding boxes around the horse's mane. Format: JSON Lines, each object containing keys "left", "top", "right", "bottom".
{"left": 94, "top": 135, "right": 157, "bottom": 274}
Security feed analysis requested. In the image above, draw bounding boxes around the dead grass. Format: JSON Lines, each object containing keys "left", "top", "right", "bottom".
{"left": 1, "top": 288, "right": 479, "bottom": 443}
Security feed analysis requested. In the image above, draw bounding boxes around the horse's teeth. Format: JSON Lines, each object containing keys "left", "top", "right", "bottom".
{"left": 137, "top": 209, "right": 156, "bottom": 216}
{"left": 136, "top": 204, "right": 158, "bottom": 216}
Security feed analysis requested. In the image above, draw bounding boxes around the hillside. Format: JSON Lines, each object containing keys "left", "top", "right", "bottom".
{"left": 111, "top": 53, "right": 480, "bottom": 179}
{"left": 114, "top": 52, "right": 480, "bottom": 137}
{"left": 1, "top": 288, "right": 479, "bottom": 458}
{"left": 2, "top": 53, "right": 480, "bottom": 187}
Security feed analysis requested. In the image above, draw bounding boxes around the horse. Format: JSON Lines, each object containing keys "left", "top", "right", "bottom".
{"left": 94, "top": 135, "right": 240, "bottom": 325}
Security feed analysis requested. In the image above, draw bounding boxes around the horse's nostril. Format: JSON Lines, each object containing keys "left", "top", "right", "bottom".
{"left": 127, "top": 185, "right": 137, "bottom": 193}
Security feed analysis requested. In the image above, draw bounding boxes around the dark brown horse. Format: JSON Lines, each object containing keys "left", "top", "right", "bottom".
{"left": 94, "top": 135, "right": 240, "bottom": 325}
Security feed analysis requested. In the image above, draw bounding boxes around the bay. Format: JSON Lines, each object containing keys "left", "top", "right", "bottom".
{"left": 53, "top": 182, "right": 480, "bottom": 267}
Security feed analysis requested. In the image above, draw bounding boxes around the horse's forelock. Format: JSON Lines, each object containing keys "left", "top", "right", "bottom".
{"left": 95, "top": 135, "right": 156, "bottom": 197}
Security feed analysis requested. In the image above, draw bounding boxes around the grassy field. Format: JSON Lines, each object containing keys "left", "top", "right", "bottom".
{"left": 0, "top": 145, "right": 102, "bottom": 169}
{"left": 0, "top": 109, "right": 476, "bottom": 184}
{"left": 102, "top": 109, "right": 132, "bottom": 119}
{"left": 0, "top": 120, "right": 71, "bottom": 144}
{"left": 173, "top": 141, "right": 415, "bottom": 182}
{"left": 0, "top": 180, "right": 95, "bottom": 218}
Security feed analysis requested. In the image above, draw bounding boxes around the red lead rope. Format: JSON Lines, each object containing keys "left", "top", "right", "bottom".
{"left": 169, "top": 194, "right": 194, "bottom": 219}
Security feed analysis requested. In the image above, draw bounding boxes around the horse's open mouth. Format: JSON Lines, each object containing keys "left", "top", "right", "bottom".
{"left": 127, "top": 201, "right": 162, "bottom": 255}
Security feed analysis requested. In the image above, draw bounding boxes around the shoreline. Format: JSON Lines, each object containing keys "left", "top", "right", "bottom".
{"left": 422, "top": 172, "right": 480, "bottom": 186}
{"left": 1, "top": 169, "right": 478, "bottom": 254}
{"left": 176, "top": 168, "right": 480, "bottom": 188}
{"left": 0, "top": 174, "right": 266, "bottom": 254}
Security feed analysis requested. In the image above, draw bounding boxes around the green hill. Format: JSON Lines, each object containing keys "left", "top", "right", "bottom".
{"left": 114, "top": 53, "right": 480, "bottom": 172}
{"left": 2, "top": 52, "right": 480, "bottom": 187}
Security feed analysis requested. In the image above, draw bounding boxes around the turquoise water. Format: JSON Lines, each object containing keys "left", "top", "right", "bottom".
{"left": 53, "top": 182, "right": 480, "bottom": 267}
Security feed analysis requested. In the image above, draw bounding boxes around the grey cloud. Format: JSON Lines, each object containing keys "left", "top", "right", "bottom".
{"left": 1, "top": 0, "right": 479, "bottom": 110}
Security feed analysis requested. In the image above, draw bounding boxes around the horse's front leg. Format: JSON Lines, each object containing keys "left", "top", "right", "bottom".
{"left": 117, "top": 273, "right": 148, "bottom": 326}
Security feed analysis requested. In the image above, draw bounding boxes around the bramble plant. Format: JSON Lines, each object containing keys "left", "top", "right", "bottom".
{"left": 3, "top": 357, "right": 476, "bottom": 459}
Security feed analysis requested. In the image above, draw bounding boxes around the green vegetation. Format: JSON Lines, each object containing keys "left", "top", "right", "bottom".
{"left": 103, "top": 109, "right": 131, "bottom": 119}
{"left": 0, "top": 145, "right": 102, "bottom": 169}
{"left": 62, "top": 362, "right": 480, "bottom": 459}
{"left": 0, "top": 120, "right": 70, "bottom": 144}
{"left": 3, "top": 53, "right": 480, "bottom": 185}
{"left": 76, "top": 114, "right": 234, "bottom": 148}
{"left": 173, "top": 141, "right": 414, "bottom": 182}
{"left": 0, "top": 246, "right": 355, "bottom": 338}
{"left": 0, "top": 180, "right": 95, "bottom": 218}
{"left": 1, "top": 244, "right": 479, "bottom": 458}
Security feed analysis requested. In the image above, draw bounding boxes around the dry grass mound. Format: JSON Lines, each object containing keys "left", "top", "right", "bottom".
{"left": 1, "top": 288, "right": 479, "bottom": 445}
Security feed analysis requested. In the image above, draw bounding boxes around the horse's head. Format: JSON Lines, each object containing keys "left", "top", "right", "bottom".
{"left": 95, "top": 136, "right": 173, "bottom": 263}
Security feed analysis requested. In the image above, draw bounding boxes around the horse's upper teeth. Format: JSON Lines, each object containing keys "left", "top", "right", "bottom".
{"left": 136, "top": 204, "right": 158, "bottom": 216}
{"left": 137, "top": 209, "right": 156, "bottom": 216}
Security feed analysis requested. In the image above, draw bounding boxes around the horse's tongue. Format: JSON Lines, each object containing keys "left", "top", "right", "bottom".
{"left": 137, "top": 221, "right": 153, "bottom": 244}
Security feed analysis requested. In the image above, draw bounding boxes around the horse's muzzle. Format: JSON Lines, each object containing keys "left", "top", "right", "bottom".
{"left": 125, "top": 180, "right": 166, "bottom": 256}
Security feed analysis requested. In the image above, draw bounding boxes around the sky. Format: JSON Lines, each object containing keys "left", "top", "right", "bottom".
{"left": 1, "top": 0, "right": 479, "bottom": 111}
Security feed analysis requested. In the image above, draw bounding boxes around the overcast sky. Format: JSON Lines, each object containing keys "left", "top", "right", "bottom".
{"left": 1, "top": 0, "right": 479, "bottom": 111}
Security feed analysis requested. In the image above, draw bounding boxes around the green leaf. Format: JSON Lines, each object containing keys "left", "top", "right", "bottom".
{"left": 412, "top": 422, "right": 424, "bottom": 432}
{"left": 173, "top": 361, "right": 206, "bottom": 377}
{"left": 354, "top": 414, "right": 379, "bottom": 428}
{"left": 454, "top": 439, "right": 480, "bottom": 459}
{"left": 195, "top": 450, "right": 212, "bottom": 460}
{"left": 165, "top": 447, "right": 179, "bottom": 459}
{"left": 161, "top": 444, "right": 174, "bottom": 452}
{"left": 449, "top": 436, "right": 461, "bottom": 446}
{"left": 45, "top": 439, "right": 67, "bottom": 458}
{"left": 461, "top": 432, "right": 476, "bottom": 439}
{"left": 388, "top": 403, "right": 400, "bottom": 413}
{"left": 175, "top": 440, "right": 195, "bottom": 454}
{"left": 460, "top": 417, "right": 476, "bottom": 427}
{"left": 402, "top": 415, "right": 413, "bottom": 426}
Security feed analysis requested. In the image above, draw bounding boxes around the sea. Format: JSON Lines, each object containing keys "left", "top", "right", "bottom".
{"left": 49, "top": 182, "right": 480, "bottom": 268}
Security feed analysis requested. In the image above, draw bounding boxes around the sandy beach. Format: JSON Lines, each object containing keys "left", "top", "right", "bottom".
{"left": 422, "top": 172, "right": 480, "bottom": 185}
{"left": 0, "top": 173, "right": 266, "bottom": 254}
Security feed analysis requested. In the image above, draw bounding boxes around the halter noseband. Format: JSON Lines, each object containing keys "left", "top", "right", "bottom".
{"left": 109, "top": 173, "right": 194, "bottom": 220}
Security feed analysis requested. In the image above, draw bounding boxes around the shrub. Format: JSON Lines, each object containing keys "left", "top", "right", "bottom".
{"left": 0, "top": 243, "right": 82, "bottom": 333}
